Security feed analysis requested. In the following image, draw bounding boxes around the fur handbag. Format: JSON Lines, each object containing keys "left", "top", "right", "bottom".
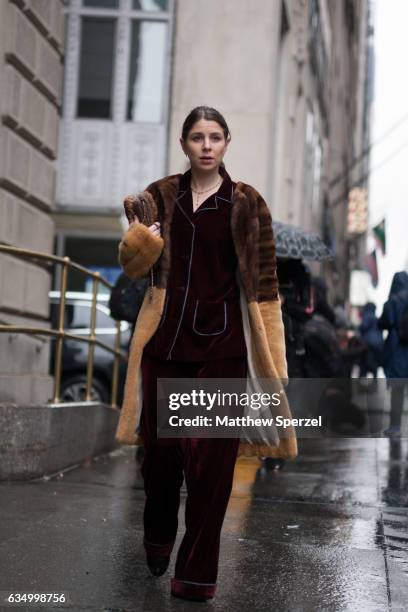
{"left": 123, "top": 193, "right": 154, "bottom": 226}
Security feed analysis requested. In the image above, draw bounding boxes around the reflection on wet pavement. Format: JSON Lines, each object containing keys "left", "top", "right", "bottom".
{"left": 0, "top": 438, "right": 407, "bottom": 611}
{"left": 226, "top": 438, "right": 408, "bottom": 611}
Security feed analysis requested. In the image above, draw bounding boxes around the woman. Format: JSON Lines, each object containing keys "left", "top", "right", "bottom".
{"left": 115, "top": 106, "right": 297, "bottom": 601}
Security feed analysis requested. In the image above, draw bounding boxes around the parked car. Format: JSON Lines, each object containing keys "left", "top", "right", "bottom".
{"left": 49, "top": 291, "right": 131, "bottom": 405}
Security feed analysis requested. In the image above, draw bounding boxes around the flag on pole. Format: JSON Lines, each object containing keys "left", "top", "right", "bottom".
{"left": 364, "top": 250, "right": 378, "bottom": 287}
{"left": 372, "top": 219, "right": 386, "bottom": 255}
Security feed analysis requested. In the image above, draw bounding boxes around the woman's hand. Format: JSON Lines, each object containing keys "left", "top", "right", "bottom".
{"left": 149, "top": 222, "right": 161, "bottom": 236}
{"left": 129, "top": 218, "right": 161, "bottom": 236}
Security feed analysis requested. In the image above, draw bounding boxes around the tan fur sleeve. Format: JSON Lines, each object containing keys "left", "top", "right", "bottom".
{"left": 119, "top": 223, "right": 164, "bottom": 279}
{"left": 259, "top": 299, "right": 288, "bottom": 383}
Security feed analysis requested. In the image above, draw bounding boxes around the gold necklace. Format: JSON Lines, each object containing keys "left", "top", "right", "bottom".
{"left": 191, "top": 177, "right": 222, "bottom": 209}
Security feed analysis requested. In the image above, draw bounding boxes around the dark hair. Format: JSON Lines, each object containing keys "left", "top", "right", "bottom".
{"left": 181, "top": 106, "right": 231, "bottom": 141}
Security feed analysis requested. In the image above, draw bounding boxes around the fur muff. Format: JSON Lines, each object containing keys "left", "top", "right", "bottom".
{"left": 119, "top": 223, "right": 164, "bottom": 279}
{"left": 114, "top": 173, "right": 298, "bottom": 460}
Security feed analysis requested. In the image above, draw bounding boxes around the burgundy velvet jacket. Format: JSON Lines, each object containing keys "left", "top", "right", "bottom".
{"left": 143, "top": 167, "right": 246, "bottom": 361}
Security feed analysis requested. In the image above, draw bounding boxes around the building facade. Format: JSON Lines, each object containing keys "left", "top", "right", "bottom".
{"left": 323, "top": 0, "right": 374, "bottom": 302}
{"left": 56, "top": 0, "right": 371, "bottom": 304}
{"left": 0, "top": 0, "right": 65, "bottom": 403}
{"left": 0, "top": 0, "right": 372, "bottom": 403}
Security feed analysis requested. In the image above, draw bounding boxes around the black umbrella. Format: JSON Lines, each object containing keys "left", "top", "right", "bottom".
{"left": 273, "top": 221, "right": 333, "bottom": 261}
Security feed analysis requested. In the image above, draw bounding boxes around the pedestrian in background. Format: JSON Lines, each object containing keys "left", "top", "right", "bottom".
{"left": 379, "top": 271, "right": 408, "bottom": 436}
{"left": 279, "top": 259, "right": 313, "bottom": 378}
{"left": 304, "top": 277, "right": 364, "bottom": 432}
{"left": 115, "top": 106, "right": 295, "bottom": 602}
{"left": 358, "top": 302, "right": 384, "bottom": 381}
{"left": 304, "top": 277, "right": 342, "bottom": 378}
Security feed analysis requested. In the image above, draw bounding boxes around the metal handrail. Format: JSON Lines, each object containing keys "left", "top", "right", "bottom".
{"left": 0, "top": 244, "right": 125, "bottom": 407}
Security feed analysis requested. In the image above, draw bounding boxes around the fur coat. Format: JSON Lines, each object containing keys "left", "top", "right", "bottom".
{"left": 115, "top": 173, "right": 298, "bottom": 460}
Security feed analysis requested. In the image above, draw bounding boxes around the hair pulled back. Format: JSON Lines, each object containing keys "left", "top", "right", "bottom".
{"left": 181, "top": 106, "right": 231, "bottom": 142}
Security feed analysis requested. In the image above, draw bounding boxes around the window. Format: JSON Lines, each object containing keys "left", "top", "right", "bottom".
{"left": 308, "top": 0, "right": 328, "bottom": 122}
{"left": 50, "top": 302, "right": 91, "bottom": 329}
{"left": 83, "top": 0, "right": 119, "bottom": 8}
{"left": 304, "top": 110, "right": 322, "bottom": 216}
{"left": 65, "top": 1, "right": 171, "bottom": 123}
{"left": 127, "top": 20, "right": 167, "bottom": 122}
{"left": 66, "top": 304, "right": 92, "bottom": 329}
{"left": 77, "top": 17, "right": 116, "bottom": 118}
{"left": 132, "top": 0, "right": 168, "bottom": 10}
{"left": 64, "top": 237, "right": 120, "bottom": 291}
{"left": 63, "top": 303, "right": 116, "bottom": 330}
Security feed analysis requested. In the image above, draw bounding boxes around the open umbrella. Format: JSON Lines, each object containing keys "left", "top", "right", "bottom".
{"left": 273, "top": 221, "right": 333, "bottom": 261}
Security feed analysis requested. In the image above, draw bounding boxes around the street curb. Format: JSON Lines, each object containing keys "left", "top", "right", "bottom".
{"left": 0, "top": 402, "right": 120, "bottom": 480}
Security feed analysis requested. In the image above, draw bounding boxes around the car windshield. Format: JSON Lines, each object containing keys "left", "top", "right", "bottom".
{"left": 51, "top": 302, "right": 115, "bottom": 330}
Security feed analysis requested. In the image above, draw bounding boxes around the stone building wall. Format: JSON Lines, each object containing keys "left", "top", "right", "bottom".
{"left": 0, "top": 0, "right": 65, "bottom": 403}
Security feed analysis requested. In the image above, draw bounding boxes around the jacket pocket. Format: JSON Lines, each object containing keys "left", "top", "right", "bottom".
{"left": 193, "top": 300, "right": 227, "bottom": 336}
{"left": 158, "top": 296, "right": 169, "bottom": 329}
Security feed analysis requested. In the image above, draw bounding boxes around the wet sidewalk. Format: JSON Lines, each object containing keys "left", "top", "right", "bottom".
{"left": 1, "top": 437, "right": 407, "bottom": 611}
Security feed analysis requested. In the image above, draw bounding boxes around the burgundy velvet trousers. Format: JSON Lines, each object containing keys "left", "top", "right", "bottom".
{"left": 140, "top": 351, "right": 247, "bottom": 599}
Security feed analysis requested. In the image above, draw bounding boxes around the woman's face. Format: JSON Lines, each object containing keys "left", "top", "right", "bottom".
{"left": 180, "top": 119, "right": 228, "bottom": 172}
